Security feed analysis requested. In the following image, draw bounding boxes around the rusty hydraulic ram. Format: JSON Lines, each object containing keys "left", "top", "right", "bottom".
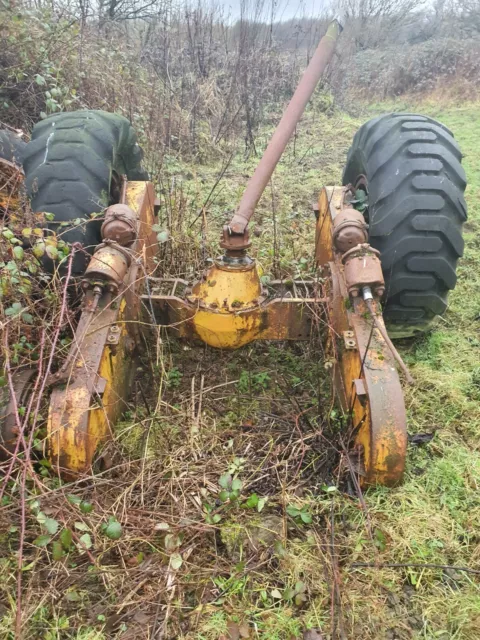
{"left": 221, "top": 19, "right": 342, "bottom": 253}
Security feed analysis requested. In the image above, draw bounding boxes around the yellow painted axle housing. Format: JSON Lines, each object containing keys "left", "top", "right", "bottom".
{"left": 189, "top": 258, "right": 265, "bottom": 349}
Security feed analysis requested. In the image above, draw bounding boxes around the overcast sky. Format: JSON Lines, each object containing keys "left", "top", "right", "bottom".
{"left": 217, "top": 0, "right": 330, "bottom": 22}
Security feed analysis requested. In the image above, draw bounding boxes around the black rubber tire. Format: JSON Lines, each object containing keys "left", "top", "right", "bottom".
{"left": 0, "top": 130, "right": 25, "bottom": 165}
{"left": 22, "top": 110, "right": 148, "bottom": 273}
{"left": 343, "top": 113, "right": 467, "bottom": 338}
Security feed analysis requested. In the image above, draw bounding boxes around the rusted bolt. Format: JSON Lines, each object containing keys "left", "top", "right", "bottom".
{"left": 350, "top": 288, "right": 360, "bottom": 297}
{"left": 376, "top": 286, "right": 385, "bottom": 297}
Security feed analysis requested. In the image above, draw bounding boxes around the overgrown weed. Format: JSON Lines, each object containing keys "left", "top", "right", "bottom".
{"left": 1, "top": 20, "right": 480, "bottom": 633}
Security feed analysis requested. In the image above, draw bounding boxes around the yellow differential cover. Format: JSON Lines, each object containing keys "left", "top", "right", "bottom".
{"left": 190, "top": 258, "right": 264, "bottom": 349}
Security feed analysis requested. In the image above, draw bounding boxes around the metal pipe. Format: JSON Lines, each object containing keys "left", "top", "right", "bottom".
{"left": 226, "top": 20, "right": 342, "bottom": 239}
{"left": 363, "top": 288, "right": 414, "bottom": 386}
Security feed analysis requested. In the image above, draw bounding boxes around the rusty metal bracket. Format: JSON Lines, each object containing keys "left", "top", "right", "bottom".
{"left": 317, "top": 186, "right": 407, "bottom": 486}
{"left": 46, "top": 181, "right": 158, "bottom": 478}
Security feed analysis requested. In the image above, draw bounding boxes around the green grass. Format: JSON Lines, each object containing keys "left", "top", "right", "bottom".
{"left": 2, "top": 101, "right": 480, "bottom": 639}
{"left": 186, "top": 102, "right": 480, "bottom": 639}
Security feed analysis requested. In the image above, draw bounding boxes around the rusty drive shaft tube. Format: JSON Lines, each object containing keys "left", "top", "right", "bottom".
{"left": 228, "top": 20, "right": 342, "bottom": 236}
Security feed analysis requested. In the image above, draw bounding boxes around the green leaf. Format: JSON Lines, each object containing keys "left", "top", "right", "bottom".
{"left": 218, "top": 490, "right": 230, "bottom": 502}
{"left": 219, "top": 473, "right": 231, "bottom": 489}
{"left": 33, "top": 534, "right": 51, "bottom": 547}
{"left": 2, "top": 229, "right": 14, "bottom": 240}
{"left": 79, "top": 501, "right": 93, "bottom": 514}
{"left": 60, "top": 528, "right": 72, "bottom": 550}
{"left": 79, "top": 533, "right": 92, "bottom": 549}
{"left": 103, "top": 519, "right": 122, "bottom": 540}
{"left": 295, "top": 581, "right": 306, "bottom": 593}
{"left": 65, "top": 591, "right": 81, "bottom": 602}
{"left": 323, "top": 485, "right": 338, "bottom": 493}
{"left": 283, "top": 587, "right": 295, "bottom": 600}
{"left": 74, "top": 522, "right": 89, "bottom": 532}
{"left": 36, "top": 511, "right": 47, "bottom": 525}
{"left": 44, "top": 518, "right": 59, "bottom": 535}
{"left": 212, "top": 514, "right": 222, "bottom": 523}
{"left": 286, "top": 505, "right": 301, "bottom": 518}
{"left": 245, "top": 493, "right": 259, "bottom": 508}
{"left": 5, "top": 302, "right": 23, "bottom": 317}
{"left": 12, "top": 245, "right": 24, "bottom": 261}
{"left": 45, "top": 245, "right": 58, "bottom": 260}
{"left": 257, "top": 497, "right": 267, "bottom": 512}
{"left": 374, "top": 528, "right": 387, "bottom": 552}
{"left": 270, "top": 588, "right": 282, "bottom": 599}
{"left": 300, "top": 511, "right": 312, "bottom": 524}
{"left": 156, "top": 231, "right": 169, "bottom": 244}
{"left": 52, "top": 541, "right": 63, "bottom": 561}
{"left": 35, "top": 74, "right": 46, "bottom": 85}
{"left": 170, "top": 552, "right": 183, "bottom": 570}
{"left": 44, "top": 212, "right": 55, "bottom": 221}
{"left": 231, "top": 478, "right": 242, "bottom": 492}
{"left": 67, "top": 495, "right": 82, "bottom": 505}
{"left": 33, "top": 242, "right": 45, "bottom": 258}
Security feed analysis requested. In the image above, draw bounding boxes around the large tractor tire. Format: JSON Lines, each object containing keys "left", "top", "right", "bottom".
{"left": 22, "top": 110, "right": 148, "bottom": 273}
{"left": 343, "top": 113, "right": 467, "bottom": 338}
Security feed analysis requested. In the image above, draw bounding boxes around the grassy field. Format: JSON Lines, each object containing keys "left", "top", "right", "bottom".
{"left": 1, "top": 100, "right": 480, "bottom": 639}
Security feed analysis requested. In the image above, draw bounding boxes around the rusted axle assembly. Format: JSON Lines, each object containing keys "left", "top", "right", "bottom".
{"left": 148, "top": 184, "right": 408, "bottom": 485}
{"left": 1, "top": 21, "right": 408, "bottom": 487}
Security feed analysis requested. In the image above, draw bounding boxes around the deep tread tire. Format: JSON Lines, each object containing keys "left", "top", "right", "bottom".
{"left": 343, "top": 113, "right": 467, "bottom": 338}
{"left": 22, "top": 110, "right": 148, "bottom": 273}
